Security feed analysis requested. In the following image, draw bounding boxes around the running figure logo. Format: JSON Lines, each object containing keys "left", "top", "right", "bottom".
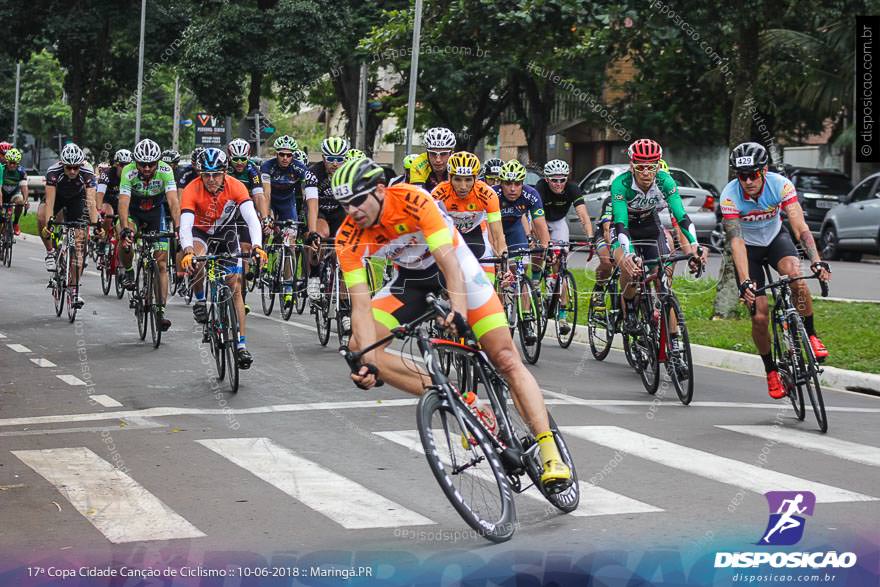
{"left": 758, "top": 491, "right": 816, "bottom": 545}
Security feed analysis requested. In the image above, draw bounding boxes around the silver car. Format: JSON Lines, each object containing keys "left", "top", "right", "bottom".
{"left": 820, "top": 172, "right": 880, "bottom": 262}
{"left": 567, "top": 164, "right": 717, "bottom": 244}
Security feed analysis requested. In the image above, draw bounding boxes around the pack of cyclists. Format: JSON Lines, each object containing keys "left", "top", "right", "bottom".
{"left": 2, "top": 129, "right": 833, "bottom": 442}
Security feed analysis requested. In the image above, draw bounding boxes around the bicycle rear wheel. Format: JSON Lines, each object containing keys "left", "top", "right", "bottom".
{"left": 66, "top": 245, "right": 80, "bottom": 323}
{"left": 208, "top": 302, "right": 225, "bottom": 382}
{"left": 100, "top": 249, "right": 112, "bottom": 295}
{"left": 555, "top": 270, "right": 578, "bottom": 349}
{"left": 260, "top": 252, "right": 277, "bottom": 316}
{"left": 294, "top": 245, "right": 308, "bottom": 314}
{"left": 136, "top": 262, "right": 148, "bottom": 341}
{"left": 588, "top": 282, "right": 613, "bottom": 360}
{"left": 417, "top": 388, "right": 517, "bottom": 543}
{"left": 516, "top": 279, "right": 542, "bottom": 364}
{"left": 3, "top": 220, "right": 12, "bottom": 267}
{"left": 662, "top": 294, "right": 694, "bottom": 405}
{"left": 150, "top": 263, "right": 162, "bottom": 348}
{"left": 315, "top": 268, "right": 332, "bottom": 346}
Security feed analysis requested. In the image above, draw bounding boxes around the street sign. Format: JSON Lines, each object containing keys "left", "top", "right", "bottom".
{"left": 194, "top": 113, "right": 226, "bottom": 147}
{"left": 179, "top": 119, "right": 193, "bottom": 127}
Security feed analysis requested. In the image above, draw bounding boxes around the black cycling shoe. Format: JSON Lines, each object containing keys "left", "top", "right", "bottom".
{"left": 157, "top": 311, "right": 172, "bottom": 332}
{"left": 122, "top": 270, "right": 135, "bottom": 290}
{"left": 237, "top": 347, "right": 253, "bottom": 369}
{"left": 193, "top": 301, "right": 208, "bottom": 324}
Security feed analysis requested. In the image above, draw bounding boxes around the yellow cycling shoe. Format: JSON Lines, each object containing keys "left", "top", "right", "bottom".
{"left": 540, "top": 458, "right": 573, "bottom": 493}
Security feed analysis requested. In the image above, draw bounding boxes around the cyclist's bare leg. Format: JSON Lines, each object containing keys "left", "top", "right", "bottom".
{"left": 751, "top": 295, "right": 771, "bottom": 355}
{"left": 189, "top": 241, "right": 208, "bottom": 298}
{"left": 229, "top": 273, "right": 246, "bottom": 337}
{"left": 155, "top": 250, "right": 169, "bottom": 305}
{"left": 777, "top": 255, "right": 813, "bottom": 317}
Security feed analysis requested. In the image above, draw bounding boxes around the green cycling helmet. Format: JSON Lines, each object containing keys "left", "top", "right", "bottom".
{"left": 273, "top": 135, "right": 298, "bottom": 152}
{"left": 403, "top": 154, "right": 418, "bottom": 170}
{"left": 321, "top": 136, "right": 350, "bottom": 157}
{"left": 330, "top": 157, "right": 385, "bottom": 204}
{"left": 5, "top": 148, "right": 22, "bottom": 164}
{"left": 497, "top": 159, "right": 527, "bottom": 182}
{"left": 344, "top": 148, "right": 366, "bottom": 162}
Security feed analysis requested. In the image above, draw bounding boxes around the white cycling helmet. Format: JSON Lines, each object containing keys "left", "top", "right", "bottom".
{"left": 544, "top": 159, "right": 570, "bottom": 177}
{"left": 424, "top": 127, "right": 456, "bottom": 151}
{"left": 114, "top": 149, "right": 133, "bottom": 164}
{"left": 133, "top": 138, "right": 162, "bottom": 163}
{"left": 273, "top": 135, "right": 298, "bottom": 152}
{"left": 227, "top": 138, "right": 251, "bottom": 159}
{"left": 60, "top": 143, "right": 86, "bottom": 166}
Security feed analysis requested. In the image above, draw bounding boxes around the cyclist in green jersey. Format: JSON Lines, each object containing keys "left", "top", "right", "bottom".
{"left": 1, "top": 148, "right": 28, "bottom": 235}
{"left": 611, "top": 139, "right": 706, "bottom": 332}
{"left": 118, "top": 139, "right": 181, "bottom": 331}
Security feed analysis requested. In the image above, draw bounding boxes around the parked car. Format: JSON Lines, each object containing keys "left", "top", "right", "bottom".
{"left": 567, "top": 164, "right": 717, "bottom": 245}
{"left": 783, "top": 165, "right": 853, "bottom": 236}
{"left": 26, "top": 169, "right": 45, "bottom": 200}
{"left": 525, "top": 165, "right": 542, "bottom": 188}
{"left": 819, "top": 172, "right": 880, "bottom": 262}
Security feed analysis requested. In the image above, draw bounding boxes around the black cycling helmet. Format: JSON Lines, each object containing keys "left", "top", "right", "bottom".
{"left": 729, "top": 142, "right": 769, "bottom": 172}
{"left": 161, "top": 149, "right": 181, "bottom": 165}
{"left": 191, "top": 147, "right": 205, "bottom": 169}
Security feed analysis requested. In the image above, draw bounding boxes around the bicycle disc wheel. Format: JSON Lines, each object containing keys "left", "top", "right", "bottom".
{"left": 280, "top": 248, "right": 295, "bottom": 321}
{"left": 150, "top": 264, "right": 162, "bottom": 348}
{"left": 663, "top": 295, "right": 694, "bottom": 405}
{"left": 225, "top": 299, "right": 240, "bottom": 393}
{"left": 416, "top": 388, "right": 517, "bottom": 543}
{"left": 636, "top": 297, "right": 660, "bottom": 394}
{"left": 555, "top": 270, "right": 578, "bottom": 349}
{"left": 516, "top": 280, "right": 541, "bottom": 364}
{"left": 588, "top": 283, "right": 613, "bottom": 360}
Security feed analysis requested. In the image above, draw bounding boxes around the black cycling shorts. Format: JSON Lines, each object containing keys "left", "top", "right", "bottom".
{"left": 629, "top": 215, "right": 669, "bottom": 266}
{"left": 746, "top": 229, "right": 800, "bottom": 297}
{"left": 320, "top": 208, "right": 347, "bottom": 238}
{"left": 52, "top": 195, "right": 86, "bottom": 221}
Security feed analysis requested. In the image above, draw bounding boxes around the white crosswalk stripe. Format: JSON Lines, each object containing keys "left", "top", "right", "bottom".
{"left": 374, "top": 430, "right": 664, "bottom": 517}
{"left": 561, "top": 426, "right": 877, "bottom": 504}
{"left": 717, "top": 425, "right": 880, "bottom": 468}
{"left": 197, "top": 437, "right": 434, "bottom": 529}
{"left": 12, "top": 447, "right": 205, "bottom": 543}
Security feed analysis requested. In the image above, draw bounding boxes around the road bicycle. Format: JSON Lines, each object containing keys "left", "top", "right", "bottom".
{"left": 0, "top": 202, "right": 16, "bottom": 268}
{"left": 340, "top": 294, "right": 579, "bottom": 543}
{"left": 47, "top": 219, "right": 90, "bottom": 323}
{"left": 753, "top": 266, "right": 830, "bottom": 432}
{"left": 128, "top": 230, "right": 174, "bottom": 348}
{"left": 311, "top": 238, "right": 351, "bottom": 347}
{"left": 538, "top": 240, "right": 591, "bottom": 349}
{"left": 490, "top": 248, "right": 545, "bottom": 364}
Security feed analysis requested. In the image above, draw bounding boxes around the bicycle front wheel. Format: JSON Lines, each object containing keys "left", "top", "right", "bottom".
{"left": 417, "top": 388, "right": 517, "bottom": 543}
{"left": 555, "top": 270, "right": 578, "bottom": 349}
{"left": 53, "top": 251, "right": 66, "bottom": 317}
{"left": 516, "top": 279, "right": 542, "bottom": 365}
{"left": 224, "top": 298, "right": 240, "bottom": 393}
{"left": 588, "top": 282, "right": 613, "bottom": 360}
{"left": 636, "top": 296, "right": 660, "bottom": 394}
{"left": 150, "top": 263, "right": 162, "bottom": 348}
{"left": 260, "top": 253, "right": 277, "bottom": 316}
{"left": 794, "top": 318, "right": 827, "bottom": 432}
{"left": 136, "top": 262, "right": 148, "bottom": 340}
{"left": 66, "top": 245, "right": 80, "bottom": 323}
{"left": 280, "top": 247, "right": 295, "bottom": 321}
{"left": 662, "top": 294, "right": 694, "bottom": 405}
{"left": 294, "top": 245, "right": 308, "bottom": 314}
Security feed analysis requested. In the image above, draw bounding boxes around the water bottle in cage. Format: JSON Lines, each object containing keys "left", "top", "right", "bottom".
{"left": 283, "top": 226, "right": 297, "bottom": 247}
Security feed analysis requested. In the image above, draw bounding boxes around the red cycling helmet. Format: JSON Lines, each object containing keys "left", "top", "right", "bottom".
{"left": 0, "top": 142, "right": 11, "bottom": 159}
{"left": 628, "top": 139, "right": 663, "bottom": 163}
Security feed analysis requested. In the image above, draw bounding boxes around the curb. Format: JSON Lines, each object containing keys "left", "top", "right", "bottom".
{"left": 557, "top": 319, "right": 880, "bottom": 395}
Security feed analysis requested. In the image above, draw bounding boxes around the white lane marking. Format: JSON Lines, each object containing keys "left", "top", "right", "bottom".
{"left": 717, "top": 425, "right": 880, "bottom": 468}
{"left": 375, "top": 430, "right": 663, "bottom": 517}
{"left": 541, "top": 389, "right": 880, "bottom": 412}
{"left": 0, "top": 420, "right": 164, "bottom": 437}
{"left": 57, "top": 374, "right": 87, "bottom": 386}
{"left": 0, "top": 332, "right": 6, "bottom": 338}
{"left": 12, "top": 447, "right": 205, "bottom": 543}
{"left": 197, "top": 437, "right": 434, "bottom": 529}
{"left": 0, "top": 396, "right": 878, "bottom": 431}
{"left": 561, "top": 426, "right": 877, "bottom": 504}
{"left": 6, "top": 343, "right": 31, "bottom": 353}
{"left": 84, "top": 270, "right": 100, "bottom": 277}
{"left": 30, "top": 358, "right": 57, "bottom": 367}
{"left": 90, "top": 395, "right": 123, "bottom": 408}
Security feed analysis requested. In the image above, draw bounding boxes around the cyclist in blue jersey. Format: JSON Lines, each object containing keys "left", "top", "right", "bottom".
{"left": 177, "top": 148, "right": 203, "bottom": 190}
{"left": 492, "top": 159, "right": 549, "bottom": 259}
{"left": 722, "top": 142, "right": 832, "bottom": 399}
{"left": 259, "top": 135, "right": 319, "bottom": 228}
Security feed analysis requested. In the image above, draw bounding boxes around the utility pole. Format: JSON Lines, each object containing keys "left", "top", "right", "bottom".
{"left": 404, "top": 0, "right": 424, "bottom": 154}
{"left": 134, "top": 0, "right": 147, "bottom": 142}
{"left": 254, "top": 111, "right": 261, "bottom": 158}
{"left": 12, "top": 62, "right": 21, "bottom": 144}
{"left": 172, "top": 76, "right": 181, "bottom": 151}
{"left": 357, "top": 63, "right": 368, "bottom": 151}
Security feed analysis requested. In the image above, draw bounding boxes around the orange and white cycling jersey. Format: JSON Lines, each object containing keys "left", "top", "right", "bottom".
{"left": 335, "top": 183, "right": 465, "bottom": 287}
{"left": 431, "top": 179, "right": 501, "bottom": 235}
{"left": 180, "top": 174, "right": 251, "bottom": 234}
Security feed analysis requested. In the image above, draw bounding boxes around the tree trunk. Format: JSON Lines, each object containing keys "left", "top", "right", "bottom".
{"left": 331, "top": 62, "right": 361, "bottom": 145}
{"left": 713, "top": 16, "right": 759, "bottom": 319}
{"left": 517, "top": 75, "right": 553, "bottom": 166}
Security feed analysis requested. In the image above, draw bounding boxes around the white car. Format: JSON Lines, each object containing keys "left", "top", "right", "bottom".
{"left": 567, "top": 164, "right": 717, "bottom": 244}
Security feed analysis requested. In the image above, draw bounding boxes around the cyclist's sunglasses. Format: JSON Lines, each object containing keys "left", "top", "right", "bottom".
{"left": 427, "top": 150, "right": 452, "bottom": 157}
{"left": 547, "top": 177, "right": 567, "bottom": 184}
{"left": 201, "top": 171, "right": 225, "bottom": 180}
{"left": 64, "top": 165, "right": 81, "bottom": 172}
{"left": 632, "top": 163, "right": 659, "bottom": 173}
{"left": 324, "top": 155, "right": 345, "bottom": 163}
{"left": 277, "top": 152, "right": 294, "bottom": 159}
{"left": 231, "top": 157, "right": 249, "bottom": 165}
{"left": 136, "top": 161, "right": 158, "bottom": 169}
{"left": 737, "top": 170, "right": 763, "bottom": 182}
{"left": 342, "top": 192, "right": 372, "bottom": 209}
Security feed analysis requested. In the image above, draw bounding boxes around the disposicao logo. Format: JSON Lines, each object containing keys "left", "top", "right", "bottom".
{"left": 714, "top": 491, "right": 858, "bottom": 570}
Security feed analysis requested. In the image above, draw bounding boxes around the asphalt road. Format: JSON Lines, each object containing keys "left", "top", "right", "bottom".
{"left": 1, "top": 236, "right": 877, "bottom": 575}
